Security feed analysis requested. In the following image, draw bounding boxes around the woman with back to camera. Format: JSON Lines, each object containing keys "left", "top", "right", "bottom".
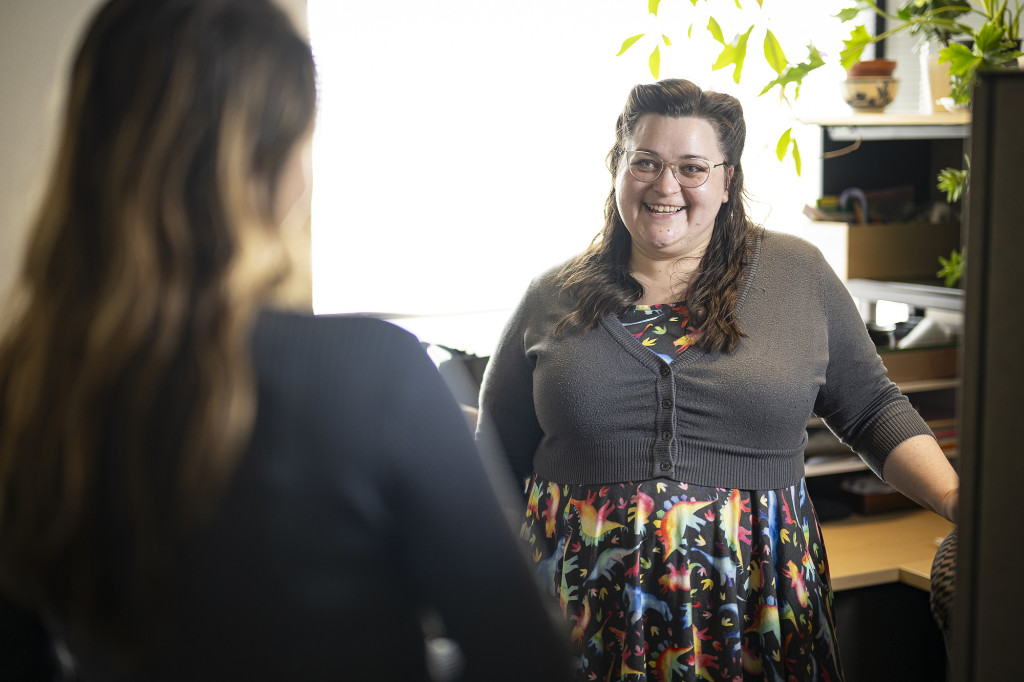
{"left": 0, "top": 1, "right": 572, "bottom": 680}
{"left": 477, "top": 78, "right": 959, "bottom": 681}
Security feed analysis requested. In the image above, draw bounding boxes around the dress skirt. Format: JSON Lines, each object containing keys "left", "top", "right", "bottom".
{"left": 521, "top": 476, "right": 845, "bottom": 682}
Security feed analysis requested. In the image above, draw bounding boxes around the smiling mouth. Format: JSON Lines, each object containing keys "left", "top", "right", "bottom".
{"left": 646, "top": 203, "right": 685, "bottom": 214}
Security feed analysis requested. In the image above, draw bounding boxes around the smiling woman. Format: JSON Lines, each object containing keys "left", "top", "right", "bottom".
{"left": 475, "top": 77, "right": 960, "bottom": 682}
{"left": 615, "top": 115, "right": 733, "bottom": 302}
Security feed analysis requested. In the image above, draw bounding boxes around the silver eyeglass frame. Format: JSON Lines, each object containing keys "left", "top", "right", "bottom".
{"left": 624, "top": 150, "right": 728, "bottom": 188}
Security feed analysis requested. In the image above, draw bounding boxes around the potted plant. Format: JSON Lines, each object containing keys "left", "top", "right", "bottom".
{"left": 848, "top": 0, "right": 1023, "bottom": 106}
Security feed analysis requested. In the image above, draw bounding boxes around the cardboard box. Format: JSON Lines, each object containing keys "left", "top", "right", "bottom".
{"left": 878, "top": 345, "right": 959, "bottom": 383}
{"left": 847, "top": 221, "right": 961, "bottom": 281}
{"left": 787, "top": 220, "right": 961, "bottom": 282}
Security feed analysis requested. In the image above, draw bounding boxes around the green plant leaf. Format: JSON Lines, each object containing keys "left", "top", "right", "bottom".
{"left": 763, "top": 29, "right": 788, "bottom": 74}
{"left": 972, "top": 19, "right": 1021, "bottom": 68}
{"left": 840, "top": 25, "right": 873, "bottom": 70}
{"left": 708, "top": 17, "right": 725, "bottom": 44}
{"left": 939, "top": 42, "right": 979, "bottom": 75}
{"left": 940, "top": 40, "right": 982, "bottom": 103}
{"left": 835, "top": 7, "right": 862, "bottom": 22}
{"left": 711, "top": 26, "right": 753, "bottom": 83}
{"left": 688, "top": 23, "right": 694, "bottom": 39}
{"left": 937, "top": 166, "right": 969, "bottom": 203}
{"left": 974, "top": 19, "right": 1005, "bottom": 55}
{"left": 775, "top": 128, "right": 792, "bottom": 161}
{"left": 937, "top": 249, "right": 963, "bottom": 288}
{"left": 649, "top": 44, "right": 661, "bottom": 79}
{"left": 616, "top": 33, "right": 646, "bottom": 56}
{"left": 663, "top": 34, "right": 672, "bottom": 47}
{"left": 758, "top": 45, "right": 825, "bottom": 97}
{"left": 649, "top": 0, "right": 661, "bottom": 15}
{"left": 773, "top": 129, "right": 802, "bottom": 175}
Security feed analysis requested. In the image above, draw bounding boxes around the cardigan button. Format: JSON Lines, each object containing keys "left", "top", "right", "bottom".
{"left": 661, "top": 398, "right": 673, "bottom": 409}
{"left": 661, "top": 431, "right": 672, "bottom": 442}
{"left": 660, "top": 365, "right": 671, "bottom": 377}
{"left": 659, "top": 462, "right": 671, "bottom": 471}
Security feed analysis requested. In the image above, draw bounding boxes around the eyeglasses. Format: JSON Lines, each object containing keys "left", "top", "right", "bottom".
{"left": 624, "top": 150, "right": 727, "bottom": 188}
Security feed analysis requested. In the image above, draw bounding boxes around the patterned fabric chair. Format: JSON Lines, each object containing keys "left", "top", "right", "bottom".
{"left": 930, "top": 528, "right": 957, "bottom": 650}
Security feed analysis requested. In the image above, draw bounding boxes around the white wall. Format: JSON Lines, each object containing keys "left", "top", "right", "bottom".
{"left": 0, "top": 0, "right": 308, "bottom": 301}
{"left": 0, "top": 0, "right": 101, "bottom": 299}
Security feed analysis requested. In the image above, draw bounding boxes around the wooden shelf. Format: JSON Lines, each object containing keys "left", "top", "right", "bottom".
{"left": 799, "top": 111, "right": 970, "bottom": 141}
{"left": 800, "top": 112, "right": 970, "bottom": 127}
{"left": 897, "top": 377, "right": 959, "bottom": 393}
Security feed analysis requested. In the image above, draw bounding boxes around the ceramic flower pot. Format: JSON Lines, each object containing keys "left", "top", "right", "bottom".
{"left": 846, "top": 59, "right": 897, "bottom": 79}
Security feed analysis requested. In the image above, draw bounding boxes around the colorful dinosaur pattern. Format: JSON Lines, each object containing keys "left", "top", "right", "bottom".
{"left": 522, "top": 477, "right": 842, "bottom": 681}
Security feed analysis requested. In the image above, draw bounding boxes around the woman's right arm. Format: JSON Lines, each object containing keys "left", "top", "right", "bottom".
{"left": 475, "top": 290, "right": 545, "bottom": 489}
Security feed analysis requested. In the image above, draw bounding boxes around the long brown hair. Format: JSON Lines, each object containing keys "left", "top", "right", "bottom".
{"left": 0, "top": 0, "right": 316, "bottom": 643}
{"left": 555, "top": 78, "right": 757, "bottom": 353}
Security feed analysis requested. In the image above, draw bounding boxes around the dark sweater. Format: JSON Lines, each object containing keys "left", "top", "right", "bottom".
{"left": 2, "top": 310, "right": 572, "bottom": 681}
{"left": 478, "top": 230, "right": 933, "bottom": 490}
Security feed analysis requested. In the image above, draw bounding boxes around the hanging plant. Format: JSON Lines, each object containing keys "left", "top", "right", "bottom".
{"left": 614, "top": 1, "right": 872, "bottom": 175}
{"left": 615, "top": 0, "right": 858, "bottom": 175}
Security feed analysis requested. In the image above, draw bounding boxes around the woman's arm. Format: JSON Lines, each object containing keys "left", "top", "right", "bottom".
{"left": 475, "top": 289, "right": 545, "bottom": 489}
{"left": 882, "top": 434, "right": 959, "bottom": 523}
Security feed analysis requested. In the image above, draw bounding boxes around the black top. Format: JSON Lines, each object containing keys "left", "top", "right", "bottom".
{"left": 1, "top": 309, "right": 572, "bottom": 681}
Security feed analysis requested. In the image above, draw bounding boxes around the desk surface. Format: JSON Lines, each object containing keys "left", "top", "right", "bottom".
{"left": 821, "top": 508, "right": 954, "bottom": 591}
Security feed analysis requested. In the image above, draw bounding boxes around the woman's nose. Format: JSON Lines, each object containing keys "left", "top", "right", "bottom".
{"left": 654, "top": 164, "right": 682, "bottom": 192}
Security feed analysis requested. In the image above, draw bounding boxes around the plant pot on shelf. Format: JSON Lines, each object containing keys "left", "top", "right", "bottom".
{"left": 842, "top": 78, "right": 899, "bottom": 112}
{"left": 843, "top": 60, "right": 898, "bottom": 113}
{"left": 846, "top": 59, "right": 897, "bottom": 78}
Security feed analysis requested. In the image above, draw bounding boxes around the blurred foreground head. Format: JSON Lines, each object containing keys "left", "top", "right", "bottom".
{"left": 0, "top": 0, "right": 317, "bottom": 640}
{"left": 35, "top": 0, "right": 317, "bottom": 302}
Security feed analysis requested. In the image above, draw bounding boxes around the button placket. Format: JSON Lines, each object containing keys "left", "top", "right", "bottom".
{"left": 655, "top": 363, "right": 676, "bottom": 477}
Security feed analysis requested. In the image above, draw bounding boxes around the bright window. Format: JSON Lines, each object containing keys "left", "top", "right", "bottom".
{"left": 307, "top": 0, "right": 856, "bottom": 354}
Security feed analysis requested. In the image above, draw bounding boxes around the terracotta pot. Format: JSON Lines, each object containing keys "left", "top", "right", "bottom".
{"left": 846, "top": 59, "right": 897, "bottom": 79}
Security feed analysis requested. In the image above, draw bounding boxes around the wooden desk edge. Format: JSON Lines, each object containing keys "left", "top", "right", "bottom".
{"left": 823, "top": 509, "right": 952, "bottom": 593}
{"left": 898, "top": 567, "right": 933, "bottom": 592}
{"left": 830, "top": 568, "right": 901, "bottom": 592}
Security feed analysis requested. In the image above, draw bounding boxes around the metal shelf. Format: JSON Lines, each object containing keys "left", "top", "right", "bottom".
{"left": 845, "top": 279, "right": 964, "bottom": 312}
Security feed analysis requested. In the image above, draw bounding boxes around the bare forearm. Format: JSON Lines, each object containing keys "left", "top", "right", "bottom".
{"left": 881, "top": 434, "right": 959, "bottom": 523}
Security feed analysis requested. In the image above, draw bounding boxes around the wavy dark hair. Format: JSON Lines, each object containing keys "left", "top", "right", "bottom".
{"left": 555, "top": 78, "right": 757, "bottom": 353}
{"left": 0, "top": 0, "right": 316, "bottom": 648}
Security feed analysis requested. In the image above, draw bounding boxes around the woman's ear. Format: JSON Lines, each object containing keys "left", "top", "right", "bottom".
{"left": 722, "top": 165, "right": 734, "bottom": 204}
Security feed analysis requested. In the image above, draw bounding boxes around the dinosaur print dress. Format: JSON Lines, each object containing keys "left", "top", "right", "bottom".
{"left": 521, "top": 304, "right": 845, "bottom": 682}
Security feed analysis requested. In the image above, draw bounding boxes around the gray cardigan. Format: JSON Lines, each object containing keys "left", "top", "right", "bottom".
{"left": 478, "top": 229, "right": 933, "bottom": 491}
